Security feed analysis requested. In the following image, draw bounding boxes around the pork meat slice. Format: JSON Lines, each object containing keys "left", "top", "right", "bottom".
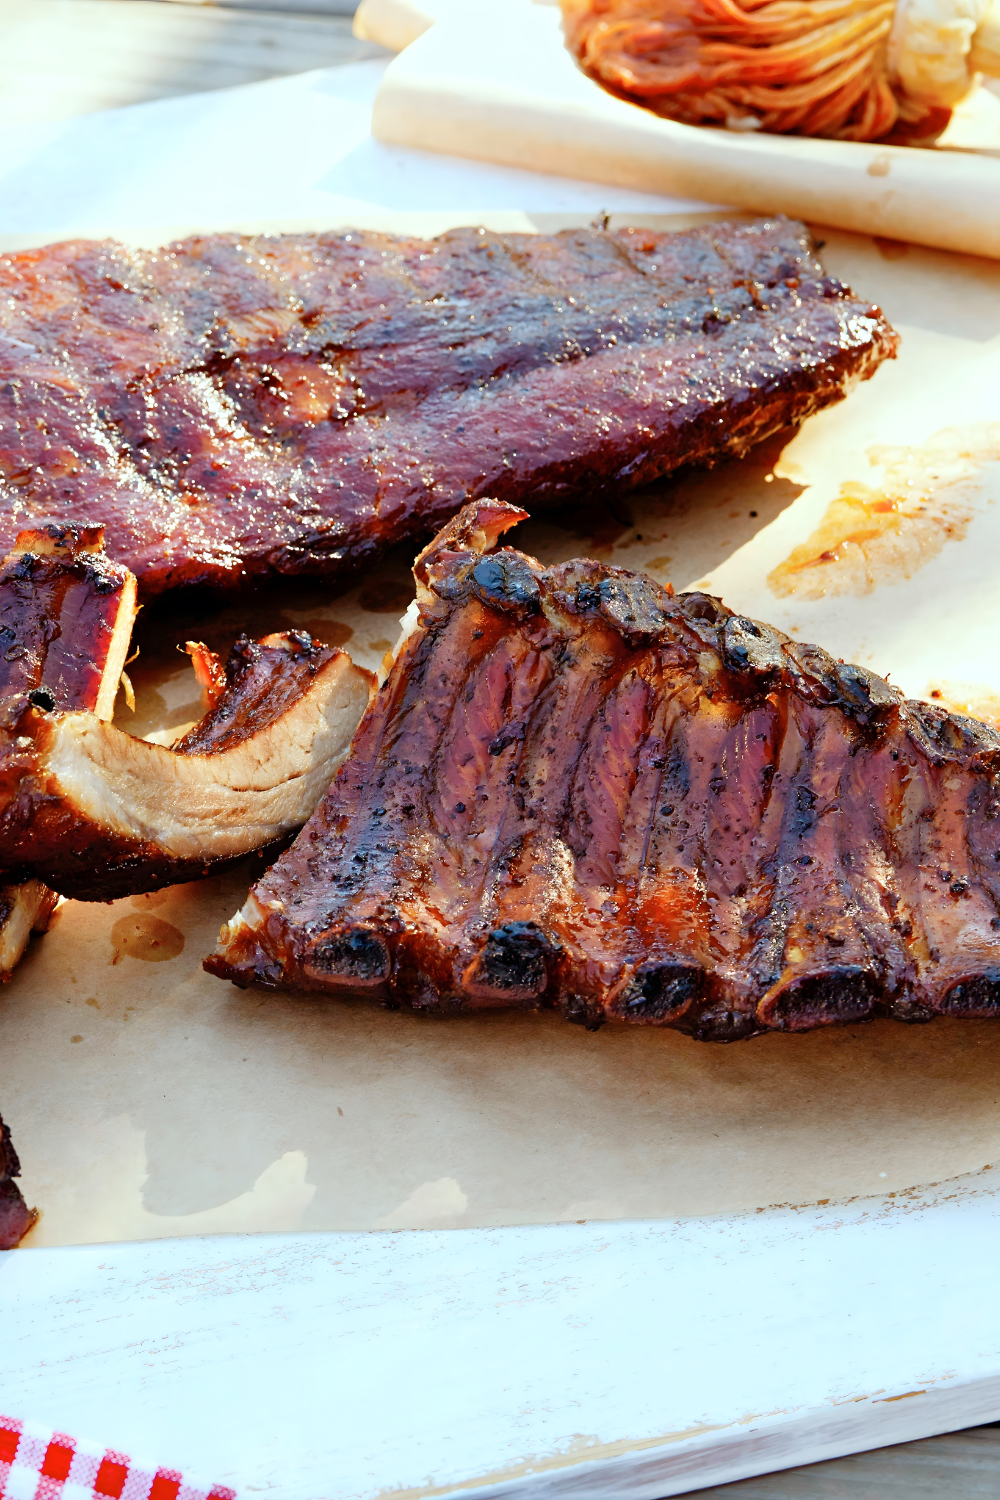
{"left": 0, "top": 536, "right": 373, "bottom": 902}
{"left": 207, "top": 500, "right": 1000, "bottom": 1039}
{"left": 0, "top": 218, "right": 897, "bottom": 598}
{"left": 0, "top": 631, "right": 373, "bottom": 901}
{"left": 0, "top": 522, "right": 137, "bottom": 975}
{"left": 0, "top": 1111, "right": 33, "bottom": 1249}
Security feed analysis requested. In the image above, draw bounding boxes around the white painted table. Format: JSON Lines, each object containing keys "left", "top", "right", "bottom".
{"left": 2, "top": 57, "right": 1000, "bottom": 1500}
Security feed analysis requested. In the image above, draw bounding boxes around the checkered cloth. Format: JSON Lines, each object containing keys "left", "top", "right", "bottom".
{"left": 0, "top": 1417, "right": 237, "bottom": 1500}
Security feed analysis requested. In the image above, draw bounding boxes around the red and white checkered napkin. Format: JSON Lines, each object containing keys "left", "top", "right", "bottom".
{"left": 0, "top": 1417, "right": 237, "bottom": 1500}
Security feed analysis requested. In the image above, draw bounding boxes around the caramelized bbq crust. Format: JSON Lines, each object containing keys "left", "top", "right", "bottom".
{"left": 0, "top": 523, "right": 136, "bottom": 721}
{"left": 208, "top": 500, "right": 1000, "bottom": 1038}
{"left": 0, "top": 219, "right": 896, "bottom": 597}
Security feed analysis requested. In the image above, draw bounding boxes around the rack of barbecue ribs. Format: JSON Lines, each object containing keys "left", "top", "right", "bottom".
{"left": 0, "top": 218, "right": 897, "bottom": 598}
{"left": 209, "top": 499, "right": 1000, "bottom": 1040}
{"left": 0, "top": 528, "right": 372, "bottom": 908}
{"left": 0, "top": 1111, "right": 33, "bottom": 1249}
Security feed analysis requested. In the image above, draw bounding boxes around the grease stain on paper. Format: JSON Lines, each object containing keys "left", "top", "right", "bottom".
{"left": 375, "top": 1176, "right": 469, "bottom": 1229}
{"left": 768, "top": 424, "right": 1000, "bottom": 600}
{"left": 358, "top": 579, "right": 415, "bottom": 615}
{"left": 110, "top": 914, "right": 185, "bottom": 965}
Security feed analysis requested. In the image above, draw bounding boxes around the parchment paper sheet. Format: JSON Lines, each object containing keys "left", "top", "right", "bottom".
{"left": 3, "top": 220, "right": 1000, "bottom": 1246}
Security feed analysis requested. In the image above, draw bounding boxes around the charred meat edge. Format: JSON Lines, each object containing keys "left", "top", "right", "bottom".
{"left": 209, "top": 500, "right": 1000, "bottom": 1040}
{"left": 0, "top": 1110, "right": 34, "bottom": 1250}
{"left": 0, "top": 521, "right": 137, "bottom": 1246}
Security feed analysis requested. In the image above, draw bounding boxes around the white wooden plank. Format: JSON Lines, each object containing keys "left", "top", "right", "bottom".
{"left": 5, "top": 1182, "right": 1000, "bottom": 1498}
{"left": 370, "top": 0, "right": 1000, "bottom": 258}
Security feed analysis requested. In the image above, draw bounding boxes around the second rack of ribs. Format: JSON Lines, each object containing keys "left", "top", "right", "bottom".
{"left": 0, "top": 217, "right": 895, "bottom": 597}
{"left": 209, "top": 502, "right": 1000, "bottom": 1039}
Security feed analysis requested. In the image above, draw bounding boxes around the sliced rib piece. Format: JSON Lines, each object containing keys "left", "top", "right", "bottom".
{"left": 0, "top": 218, "right": 897, "bottom": 598}
{"left": 0, "top": 1111, "right": 34, "bottom": 1249}
{"left": 208, "top": 500, "right": 1000, "bottom": 1039}
{"left": 0, "top": 523, "right": 137, "bottom": 719}
{"left": 0, "top": 523, "right": 137, "bottom": 976}
{"left": 0, "top": 630, "right": 373, "bottom": 901}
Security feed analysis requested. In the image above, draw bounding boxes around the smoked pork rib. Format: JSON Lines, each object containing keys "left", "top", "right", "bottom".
{"left": 0, "top": 218, "right": 896, "bottom": 597}
{"left": 0, "top": 524, "right": 371, "bottom": 904}
{"left": 209, "top": 500, "right": 1000, "bottom": 1039}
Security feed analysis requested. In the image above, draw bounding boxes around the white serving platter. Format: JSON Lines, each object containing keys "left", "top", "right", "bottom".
{"left": 3, "top": 58, "right": 1000, "bottom": 1500}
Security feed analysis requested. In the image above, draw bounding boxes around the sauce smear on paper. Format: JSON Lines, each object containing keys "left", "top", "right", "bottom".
{"left": 926, "top": 682, "right": 1000, "bottom": 730}
{"left": 110, "top": 915, "right": 185, "bottom": 964}
{"left": 768, "top": 424, "right": 1000, "bottom": 600}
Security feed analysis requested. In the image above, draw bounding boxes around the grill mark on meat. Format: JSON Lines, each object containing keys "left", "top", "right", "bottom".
{"left": 465, "top": 617, "right": 642, "bottom": 1010}
{"left": 423, "top": 632, "right": 553, "bottom": 946}
{"left": 904, "top": 709, "right": 1000, "bottom": 1014}
{"left": 0, "top": 220, "right": 897, "bottom": 597}
{"left": 567, "top": 655, "right": 712, "bottom": 1023}
{"left": 754, "top": 707, "right": 878, "bottom": 1029}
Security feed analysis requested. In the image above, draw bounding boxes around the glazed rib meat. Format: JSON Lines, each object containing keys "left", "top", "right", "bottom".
{"left": 0, "top": 1111, "right": 33, "bottom": 1249}
{"left": 0, "top": 218, "right": 896, "bottom": 597}
{"left": 0, "top": 630, "right": 372, "bottom": 902}
{"left": 209, "top": 500, "right": 1000, "bottom": 1039}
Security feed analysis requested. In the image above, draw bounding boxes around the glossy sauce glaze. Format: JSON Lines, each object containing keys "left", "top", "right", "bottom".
{"left": 0, "top": 218, "right": 896, "bottom": 598}
{"left": 0, "top": 523, "right": 135, "bottom": 718}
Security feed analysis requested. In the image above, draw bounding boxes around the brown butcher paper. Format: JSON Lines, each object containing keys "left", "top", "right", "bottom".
{"left": 2, "top": 216, "right": 1000, "bottom": 1246}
